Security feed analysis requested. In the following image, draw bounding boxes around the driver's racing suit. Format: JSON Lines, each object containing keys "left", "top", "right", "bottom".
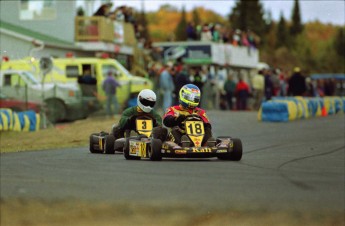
{"left": 112, "top": 106, "right": 167, "bottom": 141}
{"left": 163, "top": 105, "right": 213, "bottom": 145}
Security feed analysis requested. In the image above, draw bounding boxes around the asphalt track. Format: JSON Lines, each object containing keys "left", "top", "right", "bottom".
{"left": 1, "top": 111, "right": 344, "bottom": 213}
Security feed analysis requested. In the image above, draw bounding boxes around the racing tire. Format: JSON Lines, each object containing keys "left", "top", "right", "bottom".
{"left": 217, "top": 138, "right": 242, "bottom": 161}
{"left": 89, "top": 133, "right": 102, "bottom": 154}
{"left": 123, "top": 138, "right": 141, "bottom": 160}
{"left": 104, "top": 135, "right": 115, "bottom": 154}
{"left": 149, "top": 139, "right": 162, "bottom": 161}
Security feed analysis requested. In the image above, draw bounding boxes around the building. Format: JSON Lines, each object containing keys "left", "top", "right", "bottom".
{"left": 0, "top": 0, "right": 138, "bottom": 70}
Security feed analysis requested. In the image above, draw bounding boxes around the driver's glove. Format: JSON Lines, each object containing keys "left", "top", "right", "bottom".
{"left": 175, "top": 114, "right": 186, "bottom": 127}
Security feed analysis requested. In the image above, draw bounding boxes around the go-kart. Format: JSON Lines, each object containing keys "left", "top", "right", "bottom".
{"left": 89, "top": 115, "right": 157, "bottom": 156}
{"left": 125, "top": 114, "right": 243, "bottom": 161}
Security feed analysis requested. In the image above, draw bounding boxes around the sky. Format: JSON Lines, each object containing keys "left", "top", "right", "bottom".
{"left": 87, "top": 0, "right": 345, "bottom": 25}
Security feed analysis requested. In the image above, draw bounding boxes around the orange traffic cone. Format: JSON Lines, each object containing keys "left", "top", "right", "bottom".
{"left": 321, "top": 106, "right": 327, "bottom": 117}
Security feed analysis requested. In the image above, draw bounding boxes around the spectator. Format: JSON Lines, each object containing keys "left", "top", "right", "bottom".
{"left": 93, "top": 3, "right": 112, "bottom": 17}
{"left": 305, "top": 77, "right": 316, "bottom": 97}
{"left": 223, "top": 73, "right": 236, "bottom": 110}
{"left": 201, "top": 66, "right": 217, "bottom": 109}
{"left": 232, "top": 29, "right": 241, "bottom": 46}
{"left": 324, "top": 78, "right": 336, "bottom": 96}
{"left": 252, "top": 69, "right": 265, "bottom": 110}
{"left": 173, "top": 63, "right": 191, "bottom": 105}
{"left": 288, "top": 67, "right": 306, "bottom": 96}
{"left": 78, "top": 67, "right": 97, "bottom": 97}
{"left": 235, "top": 77, "right": 250, "bottom": 110}
{"left": 102, "top": 71, "right": 121, "bottom": 116}
{"left": 264, "top": 69, "right": 274, "bottom": 101}
{"left": 278, "top": 69, "right": 288, "bottom": 96}
{"left": 159, "top": 62, "right": 175, "bottom": 111}
{"left": 114, "top": 6, "right": 125, "bottom": 21}
{"left": 186, "top": 22, "right": 197, "bottom": 41}
{"left": 212, "top": 24, "right": 222, "bottom": 42}
{"left": 200, "top": 24, "right": 213, "bottom": 42}
{"left": 190, "top": 67, "right": 206, "bottom": 107}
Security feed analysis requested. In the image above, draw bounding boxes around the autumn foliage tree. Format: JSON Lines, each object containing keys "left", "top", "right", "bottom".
{"left": 145, "top": 2, "right": 344, "bottom": 73}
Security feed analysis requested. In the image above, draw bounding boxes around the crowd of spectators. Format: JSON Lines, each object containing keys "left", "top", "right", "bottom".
{"left": 186, "top": 22, "right": 260, "bottom": 49}
{"left": 148, "top": 60, "right": 340, "bottom": 112}
{"left": 91, "top": 3, "right": 146, "bottom": 44}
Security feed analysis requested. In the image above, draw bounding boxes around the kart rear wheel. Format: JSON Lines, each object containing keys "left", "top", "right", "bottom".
{"left": 104, "top": 135, "right": 115, "bottom": 154}
{"left": 123, "top": 138, "right": 141, "bottom": 160}
{"left": 217, "top": 138, "right": 242, "bottom": 161}
{"left": 89, "top": 133, "right": 102, "bottom": 154}
{"left": 149, "top": 139, "right": 162, "bottom": 161}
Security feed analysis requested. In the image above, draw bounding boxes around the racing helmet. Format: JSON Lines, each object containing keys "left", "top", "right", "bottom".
{"left": 137, "top": 89, "right": 156, "bottom": 113}
{"left": 179, "top": 84, "right": 201, "bottom": 109}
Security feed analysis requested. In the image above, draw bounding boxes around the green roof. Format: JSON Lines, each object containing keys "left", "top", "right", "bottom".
{"left": 0, "top": 20, "right": 75, "bottom": 48}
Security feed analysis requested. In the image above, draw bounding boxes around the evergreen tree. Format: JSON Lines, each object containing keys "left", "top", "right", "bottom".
{"left": 192, "top": 8, "right": 201, "bottom": 26}
{"left": 334, "top": 27, "right": 345, "bottom": 57}
{"left": 290, "top": 0, "right": 303, "bottom": 35}
{"left": 276, "top": 12, "right": 289, "bottom": 48}
{"left": 175, "top": 6, "right": 188, "bottom": 41}
{"left": 229, "top": 0, "right": 266, "bottom": 37}
{"left": 138, "top": 7, "right": 150, "bottom": 42}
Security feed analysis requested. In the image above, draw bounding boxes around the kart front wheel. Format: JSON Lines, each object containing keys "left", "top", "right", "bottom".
{"left": 149, "top": 139, "right": 162, "bottom": 161}
{"left": 217, "top": 138, "right": 242, "bottom": 161}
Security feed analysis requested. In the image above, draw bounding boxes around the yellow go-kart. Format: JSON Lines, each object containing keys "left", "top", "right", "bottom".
{"left": 89, "top": 115, "right": 157, "bottom": 155}
{"left": 157, "top": 114, "right": 243, "bottom": 161}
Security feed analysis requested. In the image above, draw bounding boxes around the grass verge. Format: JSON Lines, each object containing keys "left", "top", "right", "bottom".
{"left": 0, "top": 116, "right": 119, "bottom": 153}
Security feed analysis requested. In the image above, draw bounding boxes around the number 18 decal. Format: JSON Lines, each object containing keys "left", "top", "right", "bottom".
{"left": 186, "top": 121, "right": 205, "bottom": 135}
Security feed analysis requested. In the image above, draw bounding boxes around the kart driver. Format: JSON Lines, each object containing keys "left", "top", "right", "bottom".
{"left": 163, "top": 84, "right": 214, "bottom": 145}
{"left": 111, "top": 89, "right": 167, "bottom": 141}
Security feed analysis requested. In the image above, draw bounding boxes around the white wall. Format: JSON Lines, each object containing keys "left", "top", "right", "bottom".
{"left": 0, "top": 0, "right": 76, "bottom": 43}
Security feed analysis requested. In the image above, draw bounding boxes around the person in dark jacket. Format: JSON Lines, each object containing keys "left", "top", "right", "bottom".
{"left": 288, "top": 67, "right": 306, "bottom": 96}
{"left": 110, "top": 89, "right": 167, "bottom": 142}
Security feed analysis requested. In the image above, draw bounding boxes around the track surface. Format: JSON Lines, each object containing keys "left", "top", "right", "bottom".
{"left": 1, "top": 111, "right": 344, "bottom": 213}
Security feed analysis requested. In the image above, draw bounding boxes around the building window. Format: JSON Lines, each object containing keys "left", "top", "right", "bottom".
{"left": 19, "top": 0, "right": 57, "bottom": 20}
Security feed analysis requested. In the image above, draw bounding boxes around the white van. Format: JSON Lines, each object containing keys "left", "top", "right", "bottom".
{"left": 0, "top": 70, "right": 99, "bottom": 123}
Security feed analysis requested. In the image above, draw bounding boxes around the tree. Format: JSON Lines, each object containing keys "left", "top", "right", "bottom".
{"left": 229, "top": 0, "right": 266, "bottom": 37}
{"left": 192, "top": 8, "right": 201, "bottom": 26}
{"left": 138, "top": 7, "right": 150, "bottom": 42}
{"left": 334, "top": 27, "right": 345, "bottom": 57}
{"left": 290, "top": 0, "right": 303, "bottom": 36}
{"left": 276, "top": 12, "right": 289, "bottom": 48}
{"left": 175, "top": 6, "right": 188, "bottom": 41}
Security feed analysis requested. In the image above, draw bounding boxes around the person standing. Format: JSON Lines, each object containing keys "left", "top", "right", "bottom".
{"left": 159, "top": 62, "right": 175, "bottom": 111}
{"left": 235, "top": 77, "right": 250, "bottom": 110}
{"left": 102, "top": 71, "right": 121, "bottom": 116}
{"left": 223, "top": 73, "right": 237, "bottom": 110}
{"left": 288, "top": 67, "right": 306, "bottom": 96}
{"left": 251, "top": 70, "right": 265, "bottom": 110}
{"left": 264, "top": 69, "right": 274, "bottom": 101}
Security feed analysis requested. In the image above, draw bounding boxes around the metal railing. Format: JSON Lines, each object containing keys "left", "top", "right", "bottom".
{"left": 74, "top": 16, "right": 137, "bottom": 46}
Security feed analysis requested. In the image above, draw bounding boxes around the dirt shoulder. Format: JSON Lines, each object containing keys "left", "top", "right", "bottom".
{"left": 1, "top": 199, "right": 343, "bottom": 226}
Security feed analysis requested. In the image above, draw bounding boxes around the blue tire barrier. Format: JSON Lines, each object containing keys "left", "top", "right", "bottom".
{"left": 0, "top": 109, "right": 40, "bottom": 132}
{"left": 258, "top": 96, "right": 343, "bottom": 122}
{"left": 258, "top": 100, "right": 298, "bottom": 122}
